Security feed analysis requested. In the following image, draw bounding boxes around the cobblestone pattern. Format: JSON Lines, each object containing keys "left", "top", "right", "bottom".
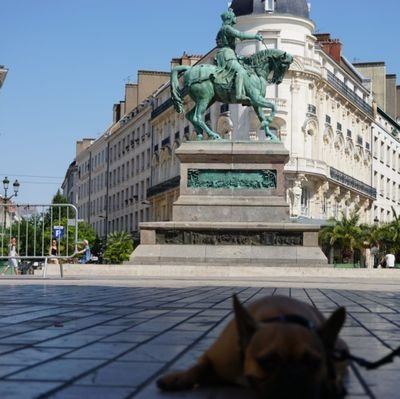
{"left": 0, "top": 285, "right": 398, "bottom": 398}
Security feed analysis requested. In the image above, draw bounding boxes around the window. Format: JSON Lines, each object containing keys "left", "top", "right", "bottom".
{"left": 301, "top": 187, "right": 310, "bottom": 216}
{"left": 380, "top": 141, "right": 384, "bottom": 161}
{"left": 264, "top": 0, "right": 275, "bottom": 12}
{"left": 307, "top": 104, "right": 316, "bottom": 114}
{"left": 387, "top": 178, "right": 390, "bottom": 199}
{"left": 220, "top": 103, "right": 229, "bottom": 113}
{"left": 321, "top": 196, "right": 327, "bottom": 217}
{"left": 140, "top": 180, "right": 144, "bottom": 200}
{"left": 333, "top": 201, "right": 339, "bottom": 218}
{"left": 386, "top": 145, "right": 391, "bottom": 166}
{"left": 325, "top": 115, "right": 331, "bottom": 125}
{"left": 146, "top": 149, "right": 150, "bottom": 167}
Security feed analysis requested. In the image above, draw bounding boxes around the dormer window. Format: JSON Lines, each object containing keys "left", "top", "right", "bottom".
{"left": 264, "top": 0, "right": 275, "bottom": 13}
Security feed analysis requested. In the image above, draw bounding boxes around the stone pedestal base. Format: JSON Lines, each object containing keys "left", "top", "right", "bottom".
{"left": 173, "top": 141, "right": 290, "bottom": 223}
{"left": 130, "top": 221, "right": 328, "bottom": 266}
{"left": 130, "top": 141, "right": 328, "bottom": 267}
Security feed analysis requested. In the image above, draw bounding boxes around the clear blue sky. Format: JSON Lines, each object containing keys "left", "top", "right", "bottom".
{"left": 1, "top": 0, "right": 399, "bottom": 204}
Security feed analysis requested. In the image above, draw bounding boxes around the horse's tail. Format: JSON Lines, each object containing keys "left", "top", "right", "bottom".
{"left": 170, "top": 65, "right": 189, "bottom": 113}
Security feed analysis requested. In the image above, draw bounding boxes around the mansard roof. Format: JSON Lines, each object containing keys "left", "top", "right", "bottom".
{"left": 231, "top": 0, "right": 310, "bottom": 19}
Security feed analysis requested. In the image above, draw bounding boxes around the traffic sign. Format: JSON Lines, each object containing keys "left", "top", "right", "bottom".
{"left": 53, "top": 226, "right": 64, "bottom": 238}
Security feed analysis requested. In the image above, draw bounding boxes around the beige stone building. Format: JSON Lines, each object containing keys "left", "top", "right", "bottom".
{"left": 65, "top": 0, "right": 400, "bottom": 240}
{"left": 148, "top": 0, "right": 376, "bottom": 224}
{"left": 353, "top": 60, "right": 400, "bottom": 223}
{"left": 64, "top": 70, "right": 169, "bottom": 239}
{"left": 148, "top": 53, "right": 204, "bottom": 221}
{"left": 353, "top": 62, "right": 400, "bottom": 121}
{"left": 0, "top": 65, "right": 8, "bottom": 90}
{"left": 372, "top": 108, "right": 400, "bottom": 223}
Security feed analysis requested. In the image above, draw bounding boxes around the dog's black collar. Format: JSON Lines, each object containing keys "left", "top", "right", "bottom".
{"left": 261, "top": 314, "right": 316, "bottom": 330}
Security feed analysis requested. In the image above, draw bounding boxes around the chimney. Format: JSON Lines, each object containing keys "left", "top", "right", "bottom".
{"left": 315, "top": 33, "right": 342, "bottom": 63}
{"left": 170, "top": 52, "right": 203, "bottom": 69}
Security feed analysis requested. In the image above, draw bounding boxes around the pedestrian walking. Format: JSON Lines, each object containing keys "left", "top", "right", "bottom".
{"left": 2, "top": 237, "right": 19, "bottom": 275}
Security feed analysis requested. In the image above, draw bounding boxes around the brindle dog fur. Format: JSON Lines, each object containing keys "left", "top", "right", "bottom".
{"left": 157, "top": 295, "right": 348, "bottom": 398}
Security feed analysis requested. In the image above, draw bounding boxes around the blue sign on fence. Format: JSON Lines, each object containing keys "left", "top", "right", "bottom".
{"left": 53, "top": 226, "right": 64, "bottom": 238}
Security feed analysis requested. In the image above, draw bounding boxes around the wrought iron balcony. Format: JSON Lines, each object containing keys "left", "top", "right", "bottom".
{"left": 151, "top": 98, "right": 173, "bottom": 119}
{"left": 327, "top": 71, "right": 373, "bottom": 117}
{"left": 330, "top": 167, "right": 376, "bottom": 198}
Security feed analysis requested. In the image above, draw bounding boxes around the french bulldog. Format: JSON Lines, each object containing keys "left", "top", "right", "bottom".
{"left": 157, "top": 294, "right": 348, "bottom": 398}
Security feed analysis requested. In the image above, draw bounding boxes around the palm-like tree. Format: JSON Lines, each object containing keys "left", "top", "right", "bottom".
{"left": 385, "top": 206, "right": 400, "bottom": 253}
{"left": 319, "top": 209, "right": 363, "bottom": 264}
{"left": 104, "top": 231, "right": 133, "bottom": 264}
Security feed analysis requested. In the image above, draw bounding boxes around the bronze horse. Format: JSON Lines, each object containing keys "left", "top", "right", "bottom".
{"left": 170, "top": 48, "right": 293, "bottom": 141}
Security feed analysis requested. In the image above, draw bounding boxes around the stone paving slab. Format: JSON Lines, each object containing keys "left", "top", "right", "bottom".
{"left": 0, "top": 282, "right": 398, "bottom": 398}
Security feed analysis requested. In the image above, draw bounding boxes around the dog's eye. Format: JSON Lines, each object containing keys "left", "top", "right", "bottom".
{"left": 256, "top": 352, "right": 281, "bottom": 371}
{"left": 302, "top": 351, "right": 322, "bottom": 370}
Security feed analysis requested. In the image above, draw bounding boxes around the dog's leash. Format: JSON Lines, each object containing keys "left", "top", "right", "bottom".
{"left": 333, "top": 346, "right": 400, "bottom": 370}
{"left": 260, "top": 314, "right": 400, "bottom": 370}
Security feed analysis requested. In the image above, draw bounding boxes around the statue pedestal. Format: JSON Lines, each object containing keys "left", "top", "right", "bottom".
{"left": 130, "top": 141, "right": 328, "bottom": 266}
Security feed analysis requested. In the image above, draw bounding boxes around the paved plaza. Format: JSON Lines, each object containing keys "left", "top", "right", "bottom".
{"left": 0, "top": 277, "right": 398, "bottom": 398}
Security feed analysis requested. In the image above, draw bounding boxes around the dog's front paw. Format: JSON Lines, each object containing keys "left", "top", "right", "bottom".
{"left": 157, "top": 371, "right": 197, "bottom": 391}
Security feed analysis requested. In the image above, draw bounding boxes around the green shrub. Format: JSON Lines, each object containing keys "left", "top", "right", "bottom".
{"left": 104, "top": 231, "right": 133, "bottom": 264}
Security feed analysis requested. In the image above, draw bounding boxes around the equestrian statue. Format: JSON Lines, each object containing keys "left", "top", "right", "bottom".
{"left": 170, "top": 8, "right": 293, "bottom": 142}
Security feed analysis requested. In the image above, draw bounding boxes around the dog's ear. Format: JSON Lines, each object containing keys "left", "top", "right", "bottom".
{"left": 233, "top": 294, "right": 258, "bottom": 350}
{"left": 318, "top": 307, "right": 346, "bottom": 349}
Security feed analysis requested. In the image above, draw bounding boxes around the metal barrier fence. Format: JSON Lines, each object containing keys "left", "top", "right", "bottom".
{"left": 0, "top": 204, "right": 79, "bottom": 278}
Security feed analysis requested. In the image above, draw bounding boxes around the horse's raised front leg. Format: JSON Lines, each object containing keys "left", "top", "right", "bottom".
{"left": 251, "top": 96, "right": 280, "bottom": 142}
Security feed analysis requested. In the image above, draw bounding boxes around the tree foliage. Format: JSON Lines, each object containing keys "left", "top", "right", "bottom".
{"left": 319, "top": 209, "right": 363, "bottom": 263}
{"left": 319, "top": 206, "right": 400, "bottom": 265}
{"left": 104, "top": 231, "right": 133, "bottom": 264}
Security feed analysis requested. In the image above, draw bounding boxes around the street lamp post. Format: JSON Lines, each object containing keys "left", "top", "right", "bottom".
{"left": 2, "top": 176, "right": 20, "bottom": 202}
{"left": 2, "top": 176, "right": 20, "bottom": 232}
